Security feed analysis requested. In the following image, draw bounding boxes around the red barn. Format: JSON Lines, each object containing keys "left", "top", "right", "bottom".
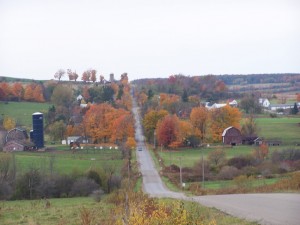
{"left": 222, "top": 126, "right": 242, "bottom": 146}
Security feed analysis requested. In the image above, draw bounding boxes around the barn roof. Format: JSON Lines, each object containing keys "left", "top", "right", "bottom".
{"left": 222, "top": 126, "right": 242, "bottom": 137}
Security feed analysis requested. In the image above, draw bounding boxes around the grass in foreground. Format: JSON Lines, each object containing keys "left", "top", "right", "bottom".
{"left": 0, "top": 195, "right": 257, "bottom": 225}
{"left": 0, "top": 197, "right": 112, "bottom": 225}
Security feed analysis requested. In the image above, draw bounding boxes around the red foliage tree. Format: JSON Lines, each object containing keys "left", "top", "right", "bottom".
{"left": 156, "top": 115, "right": 179, "bottom": 148}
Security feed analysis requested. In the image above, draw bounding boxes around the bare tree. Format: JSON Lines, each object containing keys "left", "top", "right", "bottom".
{"left": 54, "top": 69, "right": 65, "bottom": 81}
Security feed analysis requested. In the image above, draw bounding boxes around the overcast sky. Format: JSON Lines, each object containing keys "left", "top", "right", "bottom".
{"left": 0, "top": 0, "right": 299, "bottom": 81}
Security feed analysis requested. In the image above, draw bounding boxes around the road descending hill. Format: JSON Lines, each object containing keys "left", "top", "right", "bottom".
{"left": 132, "top": 96, "right": 300, "bottom": 225}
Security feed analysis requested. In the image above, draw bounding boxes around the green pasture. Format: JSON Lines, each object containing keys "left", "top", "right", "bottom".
{"left": 196, "top": 177, "right": 279, "bottom": 190}
{"left": 157, "top": 144, "right": 300, "bottom": 168}
{"left": 1, "top": 149, "right": 123, "bottom": 175}
{"left": 255, "top": 117, "right": 300, "bottom": 145}
{"left": 157, "top": 146, "right": 255, "bottom": 167}
{"left": 0, "top": 101, "right": 52, "bottom": 128}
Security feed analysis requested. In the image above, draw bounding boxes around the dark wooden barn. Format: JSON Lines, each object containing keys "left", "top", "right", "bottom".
{"left": 222, "top": 126, "right": 242, "bottom": 146}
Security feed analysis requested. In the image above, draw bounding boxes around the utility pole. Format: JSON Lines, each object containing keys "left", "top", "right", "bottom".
{"left": 202, "top": 149, "right": 205, "bottom": 188}
{"left": 179, "top": 156, "right": 182, "bottom": 187}
{"left": 154, "top": 129, "right": 156, "bottom": 149}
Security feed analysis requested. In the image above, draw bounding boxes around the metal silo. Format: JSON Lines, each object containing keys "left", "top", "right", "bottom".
{"left": 32, "top": 112, "right": 44, "bottom": 148}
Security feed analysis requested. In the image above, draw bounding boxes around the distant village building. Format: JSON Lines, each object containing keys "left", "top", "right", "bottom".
{"left": 259, "top": 98, "right": 270, "bottom": 108}
{"left": 222, "top": 126, "right": 243, "bottom": 146}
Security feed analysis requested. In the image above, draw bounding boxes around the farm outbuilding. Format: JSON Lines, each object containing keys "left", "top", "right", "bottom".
{"left": 3, "top": 140, "right": 35, "bottom": 152}
{"left": 222, "top": 126, "right": 242, "bottom": 146}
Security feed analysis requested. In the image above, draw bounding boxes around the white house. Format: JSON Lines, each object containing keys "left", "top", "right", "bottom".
{"left": 229, "top": 99, "right": 238, "bottom": 107}
{"left": 259, "top": 98, "right": 270, "bottom": 108}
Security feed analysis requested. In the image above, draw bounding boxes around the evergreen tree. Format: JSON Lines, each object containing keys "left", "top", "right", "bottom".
{"left": 182, "top": 89, "right": 188, "bottom": 102}
{"left": 290, "top": 103, "right": 299, "bottom": 115}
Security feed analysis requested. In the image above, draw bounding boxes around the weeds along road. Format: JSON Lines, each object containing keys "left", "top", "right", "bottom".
{"left": 131, "top": 96, "right": 300, "bottom": 225}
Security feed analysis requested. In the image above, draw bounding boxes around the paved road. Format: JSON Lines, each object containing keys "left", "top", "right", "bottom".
{"left": 131, "top": 96, "right": 300, "bottom": 225}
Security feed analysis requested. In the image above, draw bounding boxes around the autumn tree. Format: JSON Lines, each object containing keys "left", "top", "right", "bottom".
{"left": 32, "top": 84, "right": 45, "bottom": 102}
{"left": 3, "top": 116, "right": 16, "bottom": 131}
{"left": 253, "top": 143, "right": 269, "bottom": 161}
{"left": 83, "top": 103, "right": 117, "bottom": 143}
{"left": 51, "top": 85, "right": 74, "bottom": 107}
{"left": 110, "top": 113, "right": 135, "bottom": 143}
{"left": 90, "top": 69, "right": 97, "bottom": 83}
{"left": 190, "top": 106, "right": 210, "bottom": 143}
{"left": 11, "top": 82, "right": 23, "bottom": 101}
{"left": 47, "top": 120, "right": 66, "bottom": 141}
{"left": 24, "top": 83, "right": 44, "bottom": 102}
{"left": 120, "top": 73, "right": 128, "bottom": 85}
{"left": 143, "top": 109, "right": 168, "bottom": 142}
{"left": 178, "top": 120, "right": 193, "bottom": 146}
{"left": 82, "top": 70, "right": 91, "bottom": 82}
{"left": 156, "top": 114, "right": 180, "bottom": 148}
{"left": 297, "top": 93, "right": 300, "bottom": 102}
{"left": 210, "top": 105, "right": 242, "bottom": 142}
{"left": 0, "top": 82, "right": 11, "bottom": 100}
{"left": 54, "top": 69, "right": 65, "bottom": 81}
{"left": 67, "top": 69, "right": 78, "bottom": 81}
{"left": 23, "top": 84, "right": 34, "bottom": 101}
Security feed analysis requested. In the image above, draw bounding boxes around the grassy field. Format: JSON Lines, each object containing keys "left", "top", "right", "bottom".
{"left": 0, "top": 101, "right": 52, "bottom": 128}
{"left": 255, "top": 117, "right": 300, "bottom": 145}
{"left": 0, "top": 148, "right": 123, "bottom": 175}
{"left": 0, "top": 197, "right": 113, "bottom": 225}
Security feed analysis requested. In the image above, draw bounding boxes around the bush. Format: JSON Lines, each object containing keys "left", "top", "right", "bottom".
{"left": 90, "top": 189, "right": 105, "bottom": 202}
{"left": 227, "top": 155, "right": 254, "bottom": 169}
{"left": 87, "top": 170, "right": 102, "bottom": 186}
{"left": 0, "top": 181, "right": 13, "bottom": 200}
{"left": 272, "top": 149, "right": 300, "bottom": 162}
{"left": 53, "top": 174, "right": 74, "bottom": 198}
{"left": 233, "top": 175, "right": 255, "bottom": 189}
{"left": 218, "top": 166, "right": 240, "bottom": 180}
{"left": 15, "top": 168, "right": 41, "bottom": 199}
{"left": 37, "top": 177, "right": 57, "bottom": 198}
{"left": 70, "top": 177, "right": 99, "bottom": 197}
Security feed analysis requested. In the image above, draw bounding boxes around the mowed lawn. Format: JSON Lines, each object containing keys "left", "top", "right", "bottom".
{"left": 0, "top": 101, "right": 52, "bottom": 128}
{"left": 1, "top": 149, "right": 123, "bottom": 175}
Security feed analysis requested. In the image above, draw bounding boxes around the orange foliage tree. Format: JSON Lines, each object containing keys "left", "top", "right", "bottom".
{"left": 210, "top": 105, "right": 242, "bottom": 142}
{"left": 11, "top": 82, "right": 23, "bottom": 101}
{"left": 83, "top": 103, "right": 134, "bottom": 144}
{"left": 190, "top": 106, "right": 210, "bottom": 143}
{"left": 0, "top": 82, "right": 11, "bottom": 100}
